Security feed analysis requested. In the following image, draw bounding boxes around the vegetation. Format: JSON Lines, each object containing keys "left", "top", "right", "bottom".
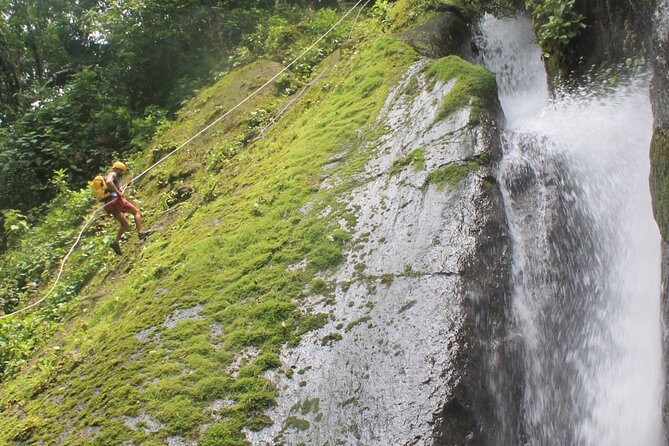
{"left": 524, "top": 0, "right": 586, "bottom": 59}
{"left": 425, "top": 55, "right": 497, "bottom": 123}
{"left": 0, "top": 1, "right": 350, "bottom": 212}
{"left": 0, "top": 3, "right": 420, "bottom": 443}
{"left": 651, "top": 127, "right": 669, "bottom": 241}
{"left": 390, "top": 147, "right": 426, "bottom": 175}
{"left": 426, "top": 154, "right": 490, "bottom": 188}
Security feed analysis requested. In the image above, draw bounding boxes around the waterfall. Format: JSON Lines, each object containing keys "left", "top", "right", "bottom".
{"left": 477, "top": 15, "right": 665, "bottom": 445}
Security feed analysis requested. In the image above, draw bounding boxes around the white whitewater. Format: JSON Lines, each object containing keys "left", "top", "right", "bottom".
{"left": 477, "top": 15, "right": 664, "bottom": 445}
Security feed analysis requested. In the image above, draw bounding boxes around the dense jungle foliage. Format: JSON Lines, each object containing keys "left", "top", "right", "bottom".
{"left": 0, "top": 0, "right": 584, "bottom": 213}
{"left": 0, "top": 0, "right": 341, "bottom": 212}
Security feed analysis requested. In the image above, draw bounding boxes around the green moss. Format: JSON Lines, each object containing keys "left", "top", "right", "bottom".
{"left": 651, "top": 127, "right": 669, "bottom": 241}
{"left": 299, "top": 397, "right": 320, "bottom": 415}
{"left": 427, "top": 162, "right": 477, "bottom": 188}
{"left": 0, "top": 16, "right": 419, "bottom": 446}
{"left": 339, "top": 396, "right": 358, "bottom": 407}
{"left": 150, "top": 395, "right": 206, "bottom": 435}
{"left": 309, "top": 277, "right": 329, "bottom": 294}
{"left": 345, "top": 316, "right": 372, "bottom": 333}
{"left": 285, "top": 416, "right": 310, "bottom": 431}
{"left": 390, "top": 147, "right": 426, "bottom": 176}
{"left": 387, "top": 0, "right": 468, "bottom": 32}
{"left": 403, "top": 74, "right": 420, "bottom": 96}
{"left": 254, "top": 351, "right": 282, "bottom": 370}
{"left": 320, "top": 332, "right": 343, "bottom": 346}
{"left": 426, "top": 154, "right": 489, "bottom": 189}
{"left": 195, "top": 376, "right": 231, "bottom": 400}
{"left": 425, "top": 55, "right": 496, "bottom": 123}
{"left": 201, "top": 419, "right": 247, "bottom": 446}
{"left": 380, "top": 273, "right": 394, "bottom": 285}
{"left": 398, "top": 299, "right": 417, "bottom": 313}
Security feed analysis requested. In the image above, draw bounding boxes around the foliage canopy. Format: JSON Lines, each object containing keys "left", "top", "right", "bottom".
{"left": 0, "top": 0, "right": 343, "bottom": 211}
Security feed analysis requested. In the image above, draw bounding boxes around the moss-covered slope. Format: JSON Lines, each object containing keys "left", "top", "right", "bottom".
{"left": 0, "top": 21, "right": 423, "bottom": 446}
{"left": 0, "top": 1, "right": 507, "bottom": 444}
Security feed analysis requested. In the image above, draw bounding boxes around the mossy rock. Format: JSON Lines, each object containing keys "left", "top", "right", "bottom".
{"left": 0, "top": 25, "right": 421, "bottom": 444}
{"left": 400, "top": 9, "right": 471, "bottom": 59}
{"left": 427, "top": 154, "right": 490, "bottom": 189}
{"left": 425, "top": 55, "right": 497, "bottom": 123}
{"left": 651, "top": 126, "right": 669, "bottom": 241}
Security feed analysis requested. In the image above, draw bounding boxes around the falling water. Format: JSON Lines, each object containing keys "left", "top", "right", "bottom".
{"left": 477, "top": 15, "right": 664, "bottom": 445}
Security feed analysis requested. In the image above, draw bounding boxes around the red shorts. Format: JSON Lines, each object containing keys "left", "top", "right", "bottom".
{"left": 104, "top": 196, "right": 136, "bottom": 217}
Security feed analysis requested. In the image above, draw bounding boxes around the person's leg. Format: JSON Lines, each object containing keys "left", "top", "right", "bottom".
{"left": 110, "top": 212, "right": 128, "bottom": 255}
{"left": 123, "top": 201, "right": 143, "bottom": 234}
{"left": 114, "top": 213, "right": 129, "bottom": 245}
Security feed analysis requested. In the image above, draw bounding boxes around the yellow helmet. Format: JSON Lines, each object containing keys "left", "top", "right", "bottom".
{"left": 112, "top": 161, "right": 126, "bottom": 173}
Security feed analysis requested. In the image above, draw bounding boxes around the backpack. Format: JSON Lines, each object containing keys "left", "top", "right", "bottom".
{"left": 90, "top": 175, "right": 109, "bottom": 201}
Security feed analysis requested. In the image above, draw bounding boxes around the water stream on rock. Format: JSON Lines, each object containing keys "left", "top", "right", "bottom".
{"left": 477, "top": 15, "right": 664, "bottom": 445}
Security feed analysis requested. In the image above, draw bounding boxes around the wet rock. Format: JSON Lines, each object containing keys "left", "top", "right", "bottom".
{"left": 246, "top": 59, "right": 508, "bottom": 445}
{"left": 166, "top": 436, "right": 198, "bottom": 446}
{"left": 650, "top": 0, "right": 669, "bottom": 243}
{"left": 134, "top": 326, "right": 158, "bottom": 344}
{"left": 566, "top": 0, "right": 655, "bottom": 71}
{"left": 643, "top": 1, "right": 669, "bottom": 434}
{"left": 652, "top": 7, "right": 669, "bottom": 403}
{"left": 207, "top": 398, "right": 235, "bottom": 421}
{"left": 401, "top": 8, "right": 472, "bottom": 59}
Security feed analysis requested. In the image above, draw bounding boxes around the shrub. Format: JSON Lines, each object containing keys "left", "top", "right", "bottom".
{"left": 525, "top": 0, "right": 586, "bottom": 58}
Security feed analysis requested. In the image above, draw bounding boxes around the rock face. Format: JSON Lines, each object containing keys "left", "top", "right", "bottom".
{"left": 567, "top": 0, "right": 655, "bottom": 70}
{"left": 246, "top": 43, "right": 509, "bottom": 444}
{"left": 401, "top": 6, "right": 472, "bottom": 59}
{"left": 243, "top": 13, "right": 513, "bottom": 445}
{"left": 647, "top": 0, "right": 669, "bottom": 438}
{"left": 650, "top": 0, "right": 669, "bottom": 242}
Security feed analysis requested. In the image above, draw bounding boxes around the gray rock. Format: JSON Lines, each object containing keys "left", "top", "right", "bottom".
{"left": 246, "top": 59, "right": 508, "bottom": 445}
{"left": 163, "top": 304, "right": 203, "bottom": 329}
{"left": 401, "top": 9, "right": 472, "bottom": 60}
{"left": 121, "top": 409, "right": 164, "bottom": 433}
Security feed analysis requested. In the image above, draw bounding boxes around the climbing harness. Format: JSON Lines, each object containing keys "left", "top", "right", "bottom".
{"left": 0, "top": 0, "right": 368, "bottom": 321}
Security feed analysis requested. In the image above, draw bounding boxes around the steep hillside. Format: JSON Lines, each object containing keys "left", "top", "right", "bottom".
{"left": 0, "top": 2, "right": 509, "bottom": 445}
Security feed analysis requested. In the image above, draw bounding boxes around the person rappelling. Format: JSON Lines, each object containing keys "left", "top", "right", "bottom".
{"left": 93, "top": 161, "right": 150, "bottom": 255}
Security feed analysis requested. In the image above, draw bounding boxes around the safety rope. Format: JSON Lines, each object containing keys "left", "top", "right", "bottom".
{"left": 0, "top": 0, "right": 368, "bottom": 321}
{"left": 128, "top": 0, "right": 366, "bottom": 186}
{"left": 253, "top": 0, "right": 373, "bottom": 142}
{"left": 254, "top": 65, "right": 332, "bottom": 142}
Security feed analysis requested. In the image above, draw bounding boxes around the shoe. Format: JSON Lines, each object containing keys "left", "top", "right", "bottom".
{"left": 138, "top": 229, "right": 153, "bottom": 241}
{"left": 111, "top": 242, "right": 122, "bottom": 255}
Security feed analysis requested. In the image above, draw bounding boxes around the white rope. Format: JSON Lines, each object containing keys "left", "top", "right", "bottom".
{"left": 0, "top": 0, "right": 368, "bottom": 321}
{"left": 349, "top": 0, "right": 374, "bottom": 40}
{"left": 128, "top": 0, "right": 366, "bottom": 186}
{"left": 0, "top": 207, "right": 104, "bottom": 320}
{"left": 254, "top": 0, "right": 373, "bottom": 143}
{"left": 254, "top": 66, "right": 332, "bottom": 141}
